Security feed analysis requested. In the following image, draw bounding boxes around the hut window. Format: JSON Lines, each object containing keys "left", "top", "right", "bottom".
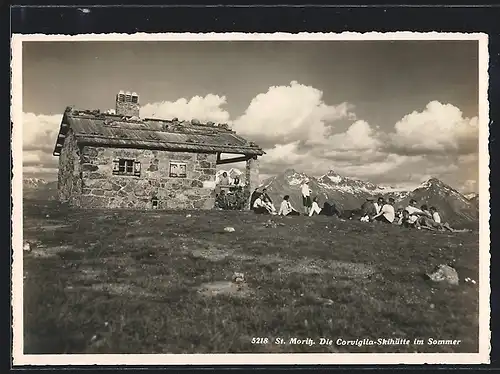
{"left": 113, "top": 159, "right": 141, "bottom": 176}
{"left": 152, "top": 197, "right": 159, "bottom": 209}
{"left": 169, "top": 161, "right": 187, "bottom": 178}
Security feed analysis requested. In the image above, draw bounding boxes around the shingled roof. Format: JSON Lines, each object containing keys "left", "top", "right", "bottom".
{"left": 52, "top": 107, "right": 265, "bottom": 157}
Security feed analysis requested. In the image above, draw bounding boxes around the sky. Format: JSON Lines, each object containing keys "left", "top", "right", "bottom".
{"left": 22, "top": 40, "right": 480, "bottom": 192}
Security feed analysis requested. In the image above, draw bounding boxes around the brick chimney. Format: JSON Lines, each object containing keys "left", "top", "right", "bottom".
{"left": 116, "top": 90, "right": 140, "bottom": 117}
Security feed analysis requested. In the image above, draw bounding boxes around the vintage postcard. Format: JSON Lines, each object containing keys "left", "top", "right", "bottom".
{"left": 11, "top": 32, "right": 490, "bottom": 366}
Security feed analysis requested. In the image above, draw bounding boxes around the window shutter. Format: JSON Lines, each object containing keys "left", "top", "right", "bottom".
{"left": 134, "top": 160, "right": 141, "bottom": 176}
{"left": 112, "top": 160, "right": 119, "bottom": 174}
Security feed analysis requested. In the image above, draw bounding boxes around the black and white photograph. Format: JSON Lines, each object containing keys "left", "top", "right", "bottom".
{"left": 11, "top": 32, "right": 490, "bottom": 365}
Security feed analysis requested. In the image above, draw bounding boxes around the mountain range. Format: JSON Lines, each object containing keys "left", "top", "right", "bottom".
{"left": 23, "top": 169, "right": 479, "bottom": 224}
{"left": 23, "top": 178, "right": 58, "bottom": 201}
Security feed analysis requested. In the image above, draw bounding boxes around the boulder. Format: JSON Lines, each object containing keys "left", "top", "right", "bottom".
{"left": 426, "top": 264, "right": 459, "bottom": 285}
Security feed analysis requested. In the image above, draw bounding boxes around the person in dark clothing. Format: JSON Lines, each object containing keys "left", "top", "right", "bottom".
{"left": 249, "top": 188, "right": 260, "bottom": 209}
{"left": 261, "top": 188, "right": 273, "bottom": 205}
{"left": 214, "top": 190, "right": 229, "bottom": 210}
{"left": 320, "top": 202, "right": 341, "bottom": 217}
{"left": 360, "top": 197, "right": 378, "bottom": 221}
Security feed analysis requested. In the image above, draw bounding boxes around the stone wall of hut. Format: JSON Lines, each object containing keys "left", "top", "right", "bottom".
{"left": 57, "top": 130, "right": 83, "bottom": 205}
{"left": 76, "top": 146, "right": 217, "bottom": 209}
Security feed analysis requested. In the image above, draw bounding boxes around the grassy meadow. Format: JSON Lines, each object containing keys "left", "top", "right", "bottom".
{"left": 21, "top": 200, "right": 480, "bottom": 354}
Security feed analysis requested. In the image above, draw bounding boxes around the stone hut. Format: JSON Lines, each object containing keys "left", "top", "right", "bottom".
{"left": 52, "top": 91, "right": 265, "bottom": 210}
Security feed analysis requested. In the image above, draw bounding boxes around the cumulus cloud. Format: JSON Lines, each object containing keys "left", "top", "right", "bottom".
{"left": 388, "top": 101, "right": 479, "bottom": 155}
{"left": 325, "top": 120, "right": 382, "bottom": 151}
{"left": 232, "top": 81, "right": 357, "bottom": 148}
{"left": 140, "top": 94, "right": 230, "bottom": 123}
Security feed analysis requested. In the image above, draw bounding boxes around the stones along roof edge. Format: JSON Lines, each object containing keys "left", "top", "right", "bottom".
{"left": 52, "top": 107, "right": 265, "bottom": 157}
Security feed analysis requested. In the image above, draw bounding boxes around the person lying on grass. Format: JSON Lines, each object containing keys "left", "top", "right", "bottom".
{"left": 309, "top": 196, "right": 322, "bottom": 216}
{"left": 417, "top": 206, "right": 471, "bottom": 232}
{"left": 253, "top": 193, "right": 272, "bottom": 214}
{"left": 371, "top": 197, "right": 395, "bottom": 224}
{"left": 278, "top": 195, "right": 301, "bottom": 216}
{"left": 405, "top": 199, "right": 431, "bottom": 226}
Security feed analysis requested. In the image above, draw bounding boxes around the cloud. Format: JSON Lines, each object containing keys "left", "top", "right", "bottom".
{"left": 140, "top": 94, "right": 231, "bottom": 123}
{"left": 232, "top": 81, "right": 356, "bottom": 148}
{"left": 461, "top": 179, "right": 478, "bottom": 193}
{"left": 324, "top": 120, "right": 383, "bottom": 151}
{"left": 387, "top": 101, "right": 479, "bottom": 155}
{"left": 22, "top": 113, "right": 62, "bottom": 178}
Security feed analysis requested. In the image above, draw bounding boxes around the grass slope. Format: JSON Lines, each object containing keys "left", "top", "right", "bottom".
{"left": 22, "top": 200, "right": 479, "bottom": 354}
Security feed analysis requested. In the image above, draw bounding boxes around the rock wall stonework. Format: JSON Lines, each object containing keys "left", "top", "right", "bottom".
{"left": 57, "top": 131, "right": 83, "bottom": 205}
{"left": 76, "top": 146, "right": 217, "bottom": 209}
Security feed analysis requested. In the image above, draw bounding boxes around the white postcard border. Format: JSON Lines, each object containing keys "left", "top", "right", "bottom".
{"left": 11, "top": 31, "right": 491, "bottom": 366}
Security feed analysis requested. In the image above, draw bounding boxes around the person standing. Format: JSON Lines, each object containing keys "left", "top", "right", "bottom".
{"left": 301, "top": 179, "right": 312, "bottom": 215}
{"left": 218, "top": 172, "right": 230, "bottom": 186}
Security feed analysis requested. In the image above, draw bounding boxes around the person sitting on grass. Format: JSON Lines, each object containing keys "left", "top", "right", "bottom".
{"left": 394, "top": 207, "right": 404, "bottom": 224}
{"left": 309, "top": 196, "right": 322, "bottom": 216}
{"left": 249, "top": 187, "right": 260, "bottom": 209}
{"left": 374, "top": 196, "right": 384, "bottom": 215}
{"left": 360, "top": 197, "right": 378, "bottom": 222}
{"left": 320, "top": 201, "right": 341, "bottom": 217}
{"left": 397, "top": 209, "right": 418, "bottom": 228}
{"left": 261, "top": 188, "right": 277, "bottom": 214}
{"left": 252, "top": 193, "right": 271, "bottom": 214}
{"left": 278, "top": 195, "right": 301, "bottom": 216}
{"left": 214, "top": 190, "right": 229, "bottom": 210}
{"left": 371, "top": 197, "right": 395, "bottom": 224}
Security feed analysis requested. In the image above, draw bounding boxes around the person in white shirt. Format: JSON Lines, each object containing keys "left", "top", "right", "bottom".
{"left": 218, "top": 172, "right": 230, "bottom": 186}
{"left": 429, "top": 206, "right": 441, "bottom": 223}
{"left": 371, "top": 197, "right": 395, "bottom": 224}
{"left": 278, "top": 195, "right": 300, "bottom": 216}
{"left": 301, "top": 180, "right": 312, "bottom": 215}
{"left": 309, "top": 197, "right": 322, "bottom": 216}
{"left": 252, "top": 193, "right": 271, "bottom": 214}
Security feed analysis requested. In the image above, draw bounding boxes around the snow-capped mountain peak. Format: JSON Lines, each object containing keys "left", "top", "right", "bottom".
{"left": 464, "top": 192, "right": 478, "bottom": 200}
{"left": 23, "top": 178, "right": 49, "bottom": 189}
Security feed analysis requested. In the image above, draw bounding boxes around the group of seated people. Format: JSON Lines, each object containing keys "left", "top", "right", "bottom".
{"left": 218, "top": 178, "right": 467, "bottom": 234}
{"left": 250, "top": 188, "right": 341, "bottom": 217}
{"left": 357, "top": 196, "right": 467, "bottom": 232}
{"left": 214, "top": 172, "right": 246, "bottom": 210}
